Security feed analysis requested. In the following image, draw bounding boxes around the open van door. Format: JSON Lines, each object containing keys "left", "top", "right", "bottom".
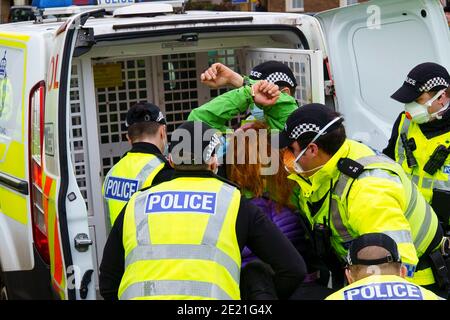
{"left": 316, "top": 0, "right": 450, "bottom": 150}
{"left": 44, "top": 9, "right": 103, "bottom": 300}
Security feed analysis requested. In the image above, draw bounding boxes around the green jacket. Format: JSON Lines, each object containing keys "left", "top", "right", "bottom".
{"left": 188, "top": 78, "right": 298, "bottom": 132}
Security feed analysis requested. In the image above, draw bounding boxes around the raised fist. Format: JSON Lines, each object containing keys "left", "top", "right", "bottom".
{"left": 252, "top": 80, "right": 280, "bottom": 106}
{"left": 200, "top": 63, "right": 243, "bottom": 89}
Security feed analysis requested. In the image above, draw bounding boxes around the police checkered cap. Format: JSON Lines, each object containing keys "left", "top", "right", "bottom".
{"left": 418, "top": 77, "right": 449, "bottom": 92}
{"left": 277, "top": 103, "right": 343, "bottom": 149}
{"left": 249, "top": 60, "right": 297, "bottom": 87}
{"left": 205, "top": 133, "right": 221, "bottom": 162}
{"left": 391, "top": 62, "right": 450, "bottom": 103}
{"left": 266, "top": 72, "right": 296, "bottom": 88}
{"left": 289, "top": 123, "right": 321, "bottom": 140}
{"left": 170, "top": 121, "right": 221, "bottom": 165}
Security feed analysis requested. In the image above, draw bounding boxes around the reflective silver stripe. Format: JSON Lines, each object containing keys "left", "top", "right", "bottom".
{"left": 397, "top": 118, "right": 411, "bottom": 166}
{"left": 104, "top": 196, "right": 112, "bottom": 230}
{"left": 330, "top": 173, "right": 353, "bottom": 242}
{"left": 330, "top": 155, "right": 400, "bottom": 243}
{"left": 120, "top": 280, "right": 233, "bottom": 300}
{"left": 329, "top": 198, "right": 353, "bottom": 243}
{"left": 356, "top": 155, "right": 396, "bottom": 166}
{"left": 135, "top": 156, "right": 163, "bottom": 189}
{"left": 202, "top": 184, "right": 236, "bottom": 246}
{"left": 405, "top": 181, "right": 418, "bottom": 219}
{"left": 411, "top": 175, "right": 419, "bottom": 186}
{"left": 413, "top": 203, "right": 433, "bottom": 250}
{"left": 333, "top": 174, "right": 349, "bottom": 198}
{"left": 433, "top": 179, "right": 450, "bottom": 191}
{"left": 422, "top": 177, "right": 433, "bottom": 189}
{"left": 383, "top": 230, "right": 413, "bottom": 244}
{"left": 134, "top": 193, "right": 150, "bottom": 245}
{"left": 125, "top": 244, "right": 240, "bottom": 284}
{"left": 357, "top": 169, "right": 402, "bottom": 184}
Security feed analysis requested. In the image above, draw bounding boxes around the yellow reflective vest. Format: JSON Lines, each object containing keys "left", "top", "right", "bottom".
{"left": 289, "top": 139, "right": 440, "bottom": 286}
{"left": 394, "top": 114, "right": 450, "bottom": 223}
{"left": 103, "top": 152, "right": 165, "bottom": 226}
{"left": 326, "top": 275, "right": 444, "bottom": 300}
{"left": 118, "top": 176, "right": 242, "bottom": 300}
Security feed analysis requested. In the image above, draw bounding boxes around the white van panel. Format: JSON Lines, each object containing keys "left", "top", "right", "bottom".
{"left": 316, "top": 0, "right": 450, "bottom": 150}
{"left": 0, "top": 212, "right": 33, "bottom": 271}
{"left": 0, "top": 41, "right": 33, "bottom": 272}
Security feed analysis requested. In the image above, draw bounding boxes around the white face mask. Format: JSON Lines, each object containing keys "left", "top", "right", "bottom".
{"left": 287, "top": 116, "right": 343, "bottom": 175}
{"left": 405, "top": 89, "right": 448, "bottom": 124}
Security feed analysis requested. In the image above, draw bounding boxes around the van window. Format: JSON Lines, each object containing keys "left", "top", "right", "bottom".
{"left": 0, "top": 47, "right": 23, "bottom": 145}
{"left": 9, "top": 6, "right": 35, "bottom": 23}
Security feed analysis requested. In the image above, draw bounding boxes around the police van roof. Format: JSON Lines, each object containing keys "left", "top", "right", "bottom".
{"left": 0, "top": 9, "right": 310, "bottom": 38}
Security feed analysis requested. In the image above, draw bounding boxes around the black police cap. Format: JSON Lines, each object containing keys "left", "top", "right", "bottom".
{"left": 169, "top": 121, "right": 221, "bottom": 165}
{"left": 347, "top": 233, "right": 402, "bottom": 266}
{"left": 391, "top": 62, "right": 450, "bottom": 103}
{"left": 125, "top": 102, "right": 166, "bottom": 127}
{"left": 249, "top": 60, "right": 297, "bottom": 88}
{"left": 276, "top": 103, "right": 343, "bottom": 149}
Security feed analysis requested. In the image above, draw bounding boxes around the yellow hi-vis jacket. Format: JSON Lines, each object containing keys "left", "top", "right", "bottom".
{"left": 102, "top": 152, "right": 164, "bottom": 226}
{"left": 326, "top": 275, "right": 444, "bottom": 300}
{"left": 118, "top": 176, "right": 242, "bottom": 300}
{"left": 395, "top": 115, "right": 450, "bottom": 217}
{"left": 289, "top": 139, "right": 440, "bottom": 286}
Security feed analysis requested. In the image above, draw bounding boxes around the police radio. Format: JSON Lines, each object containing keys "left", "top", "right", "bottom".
{"left": 423, "top": 145, "right": 450, "bottom": 175}
{"left": 400, "top": 133, "right": 417, "bottom": 168}
{"left": 313, "top": 218, "right": 332, "bottom": 260}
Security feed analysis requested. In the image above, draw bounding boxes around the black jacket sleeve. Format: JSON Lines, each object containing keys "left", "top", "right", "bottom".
{"left": 152, "top": 165, "right": 174, "bottom": 186}
{"left": 99, "top": 207, "right": 125, "bottom": 300}
{"left": 383, "top": 112, "right": 403, "bottom": 160}
{"left": 236, "top": 198, "right": 306, "bottom": 299}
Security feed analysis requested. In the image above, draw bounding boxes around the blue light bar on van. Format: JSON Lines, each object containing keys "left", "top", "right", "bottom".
{"left": 32, "top": 0, "right": 179, "bottom": 9}
{"left": 32, "top": 0, "right": 99, "bottom": 8}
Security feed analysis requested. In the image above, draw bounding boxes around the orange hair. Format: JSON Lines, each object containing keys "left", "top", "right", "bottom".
{"left": 226, "top": 121, "right": 295, "bottom": 211}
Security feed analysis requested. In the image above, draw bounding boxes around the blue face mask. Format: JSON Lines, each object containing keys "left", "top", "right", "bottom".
{"left": 249, "top": 105, "right": 265, "bottom": 121}
{"left": 216, "top": 136, "right": 228, "bottom": 160}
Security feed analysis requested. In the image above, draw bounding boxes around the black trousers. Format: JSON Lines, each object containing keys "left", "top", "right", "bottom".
{"left": 240, "top": 260, "right": 334, "bottom": 300}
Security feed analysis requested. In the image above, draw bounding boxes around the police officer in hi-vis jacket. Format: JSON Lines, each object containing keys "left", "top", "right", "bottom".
{"left": 99, "top": 121, "right": 306, "bottom": 300}
{"left": 102, "top": 102, "right": 173, "bottom": 227}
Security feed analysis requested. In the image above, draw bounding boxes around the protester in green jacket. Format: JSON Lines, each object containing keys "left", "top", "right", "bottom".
{"left": 188, "top": 61, "right": 299, "bottom": 132}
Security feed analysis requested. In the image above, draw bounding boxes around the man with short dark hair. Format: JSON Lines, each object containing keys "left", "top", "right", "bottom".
{"left": 278, "top": 103, "right": 443, "bottom": 295}
{"left": 102, "top": 102, "right": 173, "bottom": 227}
{"left": 188, "top": 61, "right": 298, "bottom": 132}
{"left": 326, "top": 233, "right": 443, "bottom": 300}
{"left": 99, "top": 121, "right": 306, "bottom": 300}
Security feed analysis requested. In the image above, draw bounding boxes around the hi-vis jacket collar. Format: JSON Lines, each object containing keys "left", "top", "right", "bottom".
{"left": 288, "top": 139, "right": 352, "bottom": 198}
{"left": 172, "top": 169, "right": 240, "bottom": 190}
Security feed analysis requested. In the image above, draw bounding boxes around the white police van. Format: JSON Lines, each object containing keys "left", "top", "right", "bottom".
{"left": 0, "top": 0, "right": 448, "bottom": 300}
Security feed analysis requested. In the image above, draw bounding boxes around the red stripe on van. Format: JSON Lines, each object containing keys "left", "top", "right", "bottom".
{"left": 53, "top": 218, "right": 64, "bottom": 286}
{"left": 43, "top": 176, "right": 52, "bottom": 230}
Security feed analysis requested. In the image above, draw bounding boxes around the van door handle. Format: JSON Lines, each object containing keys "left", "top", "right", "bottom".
{"left": 80, "top": 269, "right": 94, "bottom": 300}
{"left": 74, "top": 233, "right": 93, "bottom": 252}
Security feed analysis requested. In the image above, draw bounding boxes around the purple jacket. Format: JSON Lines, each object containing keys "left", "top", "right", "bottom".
{"left": 241, "top": 197, "right": 307, "bottom": 267}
